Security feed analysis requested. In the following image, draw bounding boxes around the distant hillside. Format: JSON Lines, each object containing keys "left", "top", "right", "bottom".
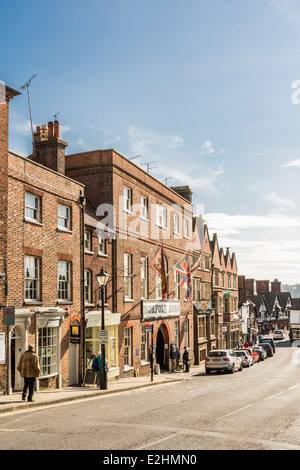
{"left": 282, "top": 284, "right": 300, "bottom": 297}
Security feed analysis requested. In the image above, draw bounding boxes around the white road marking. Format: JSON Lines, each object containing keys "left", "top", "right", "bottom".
{"left": 216, "top": 403, "right": 254, "bottom": 420}
{"left": 289, "top": 385, "right": 300, "bottom": 390}
{"left": 264, "top": 392, "right": 284, "bottom": 400}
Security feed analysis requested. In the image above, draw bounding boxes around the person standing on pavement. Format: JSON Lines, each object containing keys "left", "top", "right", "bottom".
{"left": 175, "top": 347, "right": 181, "bottom": 371}
{"left": 170, "top": 345, "right": 176, "bottom": 372}
{"left": 183, "top": 346, "right": 189, "bottom": 372}
{"left": 17, "top": 345, "right": 40, "bottom": 402}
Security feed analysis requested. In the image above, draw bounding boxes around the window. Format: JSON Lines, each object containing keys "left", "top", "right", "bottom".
{"left": 98, "top": 234, "right": 106, "bottom": 254}
{"left": 124, "top": 327, "right": 132, "bottom": 367}
{"left": 175, "top": 320, "right": 180, "bottom": 347}
{"left": 38, "top": 327, "right": 58, "bottom": 377}
{"left": 58, "top": 204, "right": 71, "bottom": 230}
{"left": 123, "top": 186, "right": 132, "bottom": 213}
{"left": 155, "top": 256, "right": 168, "bottom": 300}
{"left": 141, "top": 325, "right": 149, "bottom": 362}
{"left": 157, "top": 205, "right": 168, "bottom": 229}
{"left": 228, "top": 273, "right": 232, "bottom": 288}
{"left": 233, "top": 274, "right": 237, "bottom": 289}
{"left": 204, "top": 255, "right": 210, "bottom": 270}
{"left": 25, "top": 255, "right": 40, "bottom": 301}
{"left": 85, "top": 269, "right": 92, "bottom": 303}
{"left": 124, "top": 253, "right": 132, "bottom": 299}
{"left": 184, "top": 219, "right": 189, "bottom": 238}
{"left": 141, "top": 257, "right": 148, "bottom": 299}
{"left": 174, "top": 213, "right": 180, "bottom": 235}
{"left": 140, "top": 196, "right": 148, "bottom": 220}
{"left": 204, "top": 283, "right": 212, "bottom": 300}
{"left": 84, "top": 231, "right": 92, "bottom": 251}
{"left": 184, "top": 319, "right": 189, "bottom": 347}
{"left": 58, "top": 260, "right": 71, "bottom": 300}
{"left": 198, "top": 316, "right": 205, "bottom": 338}
{"left": 214, "top": 269, "right": 220, "bottom": 287}
{"left": 222, "top": 272, "right": 225, "bottom": 287}
{"left": 174, "top": 270, "right": 180, "bottom": 300}
{"left": 193, "top": 278, "right": 201, "bottom": 302}
{"left": 25, "top": 193, "right": 40, "bottom": 222}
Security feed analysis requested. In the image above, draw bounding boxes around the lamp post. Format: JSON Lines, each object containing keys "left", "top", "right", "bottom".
{"left": 96, "top": 266, "right": 110, "bottom": 389}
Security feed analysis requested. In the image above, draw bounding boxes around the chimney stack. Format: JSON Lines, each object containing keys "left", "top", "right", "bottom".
{"left": 245, "top": 278, "right": 255, "bottom": 295}
{"left": 271, "top": 279, "right": 281, "bottom": 293}
{"left": 256, "top": 280, "right": 270, "bottom": 294}
{"left": 31, "top": 121, "right": 67, "bottom": 175}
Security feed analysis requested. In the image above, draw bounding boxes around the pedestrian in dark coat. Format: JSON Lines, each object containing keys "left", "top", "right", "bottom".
{"left": 17, "top": 345, "right": 40, "bottom": 402}
{"left": 183, "top": 346, "right": 189, "bottom": 372}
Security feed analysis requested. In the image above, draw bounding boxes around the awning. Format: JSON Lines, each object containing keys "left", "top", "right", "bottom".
{"left": 85, "top": 310, "right": 121, "bottom": 328}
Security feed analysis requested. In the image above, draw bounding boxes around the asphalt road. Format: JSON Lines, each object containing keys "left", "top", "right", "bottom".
{"left": 1, "top": 339, "right": 300, "bottom": 451}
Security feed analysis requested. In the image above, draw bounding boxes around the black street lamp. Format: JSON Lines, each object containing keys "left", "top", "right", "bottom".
{"left": 95, "top": 266, "right": 110, "bottom": 389}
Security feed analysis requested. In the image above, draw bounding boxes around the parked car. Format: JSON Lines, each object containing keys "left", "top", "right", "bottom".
{"left": 273, "top": 330, "right": 284, "bottom": 340}
{"left": 205, "top": 349, "right": 243, "bottom": 374}
{"left": 252, "top": 345, "right": 267, "bottom": 361}
{"left": 260, "top": 337, "right": 276, "bottom": 353}
{"left": 239, "top": 348, "right": 260, "bottom": 363}
{"left": 236, "top": 350, "right": 253, "bottom": 367}
{"left": 258, "top": 342, "right": 273, "bottom": 357}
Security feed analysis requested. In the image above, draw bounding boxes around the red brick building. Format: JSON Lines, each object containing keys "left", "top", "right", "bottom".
{"left": 0, "top": 91, "right": 84, "bottom": 393}
{"left": 65, "top": 149, "right": 196, "bottom": 376}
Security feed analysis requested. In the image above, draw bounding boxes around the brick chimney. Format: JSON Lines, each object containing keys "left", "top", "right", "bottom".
{"left": 238, "top": 275, "right": 246, "bottom": 303}
{"left": 171, "top": 185, "right": 193, "bottom": 202}
{"left": 271, "top": 279, "right": 281, "bottom": 293}
{"left": 30, "top": 121, "right": 67, "bottom": 175}
{"left": 245, "top": 278, "right": 255, "bottom": 295}
{"left": 256, "top": 280, "right": 270, "bottom": 294}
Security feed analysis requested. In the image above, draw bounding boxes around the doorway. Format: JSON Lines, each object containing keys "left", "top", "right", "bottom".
{"left": 10, "top": 326, "right": 24, "bottom": 391}
{"left": 156, "top": 324, "right": 169, "bottom": 371}
{"left": 69, "top": 320, "right": 79, "bottom": 385}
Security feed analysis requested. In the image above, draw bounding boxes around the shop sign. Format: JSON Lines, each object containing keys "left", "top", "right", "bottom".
{"left": 222, "top": 323, "right": 227, "bottom": 334}
{"left": 142, "top": 300, "right": 180, "bottom": 320}
{"left": 99, "top": 330, "right": 108, "bottom": 344}
{"left": 70, "top": 325, "right": 81, "bottom": 344}
{"left": 36, "top": 316, "right": 48, "bottom": 328}
{"left": 196, "top": 300, "right": 212, "bottom": 314}
{"left": 3, "top": 307, "right": 15, "bottom": 326}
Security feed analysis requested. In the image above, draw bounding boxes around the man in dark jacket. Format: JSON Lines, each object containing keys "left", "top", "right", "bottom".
{"left": 17, "top": 345, "right": 40, "bottom": 402}
{"left": 183, "top": 346, "right": 189, "bottom": 372}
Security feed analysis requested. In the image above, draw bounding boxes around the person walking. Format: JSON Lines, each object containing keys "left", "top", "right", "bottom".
{"left": 92, "top": 352, "right": 102, "bottom": 387}
{"left": 17, "top": 345, "right": 40, "bottom": 402}
{"left": 183, "top": 346, "right": 189, "bottom": 372}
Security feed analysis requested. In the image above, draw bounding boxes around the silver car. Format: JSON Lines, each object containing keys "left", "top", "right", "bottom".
{"left": 236, "top": 350, "right": 253, "bottom": 367}
{"left": 205, "top": 349, "right": 243, "bottom": 374}
{"left": 273, "top": 330, "right": 284, "bottom": 340}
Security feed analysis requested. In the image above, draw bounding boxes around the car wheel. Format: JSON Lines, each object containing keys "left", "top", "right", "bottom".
{"left": 230, "top": 365, "right": 235, "bottom": 374}
{"left": 239, "top": 364, "right": 243, "bottom": 371}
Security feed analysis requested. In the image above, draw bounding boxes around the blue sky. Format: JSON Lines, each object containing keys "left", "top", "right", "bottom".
{"left": 2, "top": 0, "right": 300, "bottom": 284}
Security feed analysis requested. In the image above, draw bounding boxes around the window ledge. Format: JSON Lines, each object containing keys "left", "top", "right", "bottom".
{"left": 124, "top": 298, "right": 134, "bottom": 303}
{"left": 57, "top": 227, "right": 73, "bottom": 234}
{"left": 57, "top": 300, "right": 74, "bottom": 305}
{"left": 97, "top": 253, "right": 108, "bottom": 258}
{"left": 141, "top": 360, "right": 150, "bottom": 367}
{"left": 24, "top": 218, "right": 43, "bottom": 227}
{"left": 24, "top": 301, "right": 44, "bottom": 306}
{"left": 84, "top": 250, "right": 94, "bottom": 255}
{"left": 124, "top": 365, "right": 134, "bottom": 373}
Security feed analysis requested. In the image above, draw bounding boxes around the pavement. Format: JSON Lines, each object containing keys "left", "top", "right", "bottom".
{"left": 0, "top": 364, "right": 205, "bottom": 414}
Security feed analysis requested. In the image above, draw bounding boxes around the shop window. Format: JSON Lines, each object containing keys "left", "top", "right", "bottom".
{"left": 38, "top": 327, "right": 58, "bottom": 377}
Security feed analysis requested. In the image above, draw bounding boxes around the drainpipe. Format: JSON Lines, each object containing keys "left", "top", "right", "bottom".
{"left": 79, "top": 192, "right": 86, "bottom": 383}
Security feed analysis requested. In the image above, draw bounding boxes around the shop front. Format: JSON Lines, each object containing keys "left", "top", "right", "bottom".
{"left": 85, "top": 310, "right": 121, "bottom": 380}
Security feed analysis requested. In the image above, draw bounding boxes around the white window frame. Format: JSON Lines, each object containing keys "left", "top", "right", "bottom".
{"left": 98, "top": 234, "right": 106, "bottom": 255}
{"left": 140, "top": 196, "right": 149, "bottom": 220}
{"left": 174, "top": 213, "right": 180, "bottom": 235}
{"left": 38, "top": 326, "right": 58, "bottom": 377}
{"left": 84, "top": 231, "right": 92, "bottom": 252}
{"left": 58, "top": 260, "right": 71, "bottom": 301}
{"left": 58, "top": 204, "right": 71, "bottom": 230}
{"left": 25, "top": 192, "right": 40, "bottom": 223}
{"left": 141, "top": 257, "right": 148, "bottom": 299}
{"left": 24, "top": 255, "right": 40, "bottom": 301}
{"left": 157, "top": 205, "right": 168, "bottom": 229}
{"left": 123, "top": 186, "right": 133, "bottom": 213}
{"left": 124, "top": 253, "right": 133, "bottom": 300}
{"left": 85, "top": 269, "right": 92, "bottom": 303}
{"left": 124, "top": 327, "right": 132, "bottom": 367}
{"left": 141, "top": 325, "right": 149, "bottom": 363}
{"left": 184, "top": 218, "right": 189, "bottom": 238}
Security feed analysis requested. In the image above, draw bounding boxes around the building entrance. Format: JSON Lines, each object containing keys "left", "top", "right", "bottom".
{"left": 156, "top": 324, "right": 169, "bottom": 371}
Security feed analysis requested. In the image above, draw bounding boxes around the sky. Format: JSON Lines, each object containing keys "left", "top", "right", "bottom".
{"left": 1, "top": 0, "right": 300, "bottom": 284}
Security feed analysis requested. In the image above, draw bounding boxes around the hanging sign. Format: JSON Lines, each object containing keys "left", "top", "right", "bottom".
{"left": 3, "top": 307, "right": 15, "bottom": 326}
{"left": 99, "top": 330, "right": 108, "bottom": 344}
{"left": 70, "top": 325, "right": 81, "bottom": 344}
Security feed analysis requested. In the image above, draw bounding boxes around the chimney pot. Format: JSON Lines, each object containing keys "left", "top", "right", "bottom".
{"left": 53, "top": 120, "right": 60, "bottom": 139}
{"left": 48, "top": 121, "right": 53, "bottom": 139}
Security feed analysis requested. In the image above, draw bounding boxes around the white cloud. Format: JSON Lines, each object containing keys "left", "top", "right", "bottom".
{"left": 199, "top": 140, "right": 215, "bottom": 156}
{"left": 282, "top": 159, "right": 300, "bottom": 168}
{"left": 264, "top": 192, "right": 296, "bottom": 207}
{"left": 203, "top": 212, "right": 300, "bottom": 284}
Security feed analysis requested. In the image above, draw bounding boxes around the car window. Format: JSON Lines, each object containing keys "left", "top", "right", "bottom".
{"left": 208, "top": 351, "right": 227, "bottom": 357}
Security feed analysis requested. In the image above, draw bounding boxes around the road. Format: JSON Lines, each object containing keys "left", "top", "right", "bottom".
{"left": 1, "top": 339, "right": 300, "bottom": 451}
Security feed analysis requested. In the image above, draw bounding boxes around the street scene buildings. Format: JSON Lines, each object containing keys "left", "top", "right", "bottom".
{"left": 0, "top": 83, "right": 295, "bottom": 394}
